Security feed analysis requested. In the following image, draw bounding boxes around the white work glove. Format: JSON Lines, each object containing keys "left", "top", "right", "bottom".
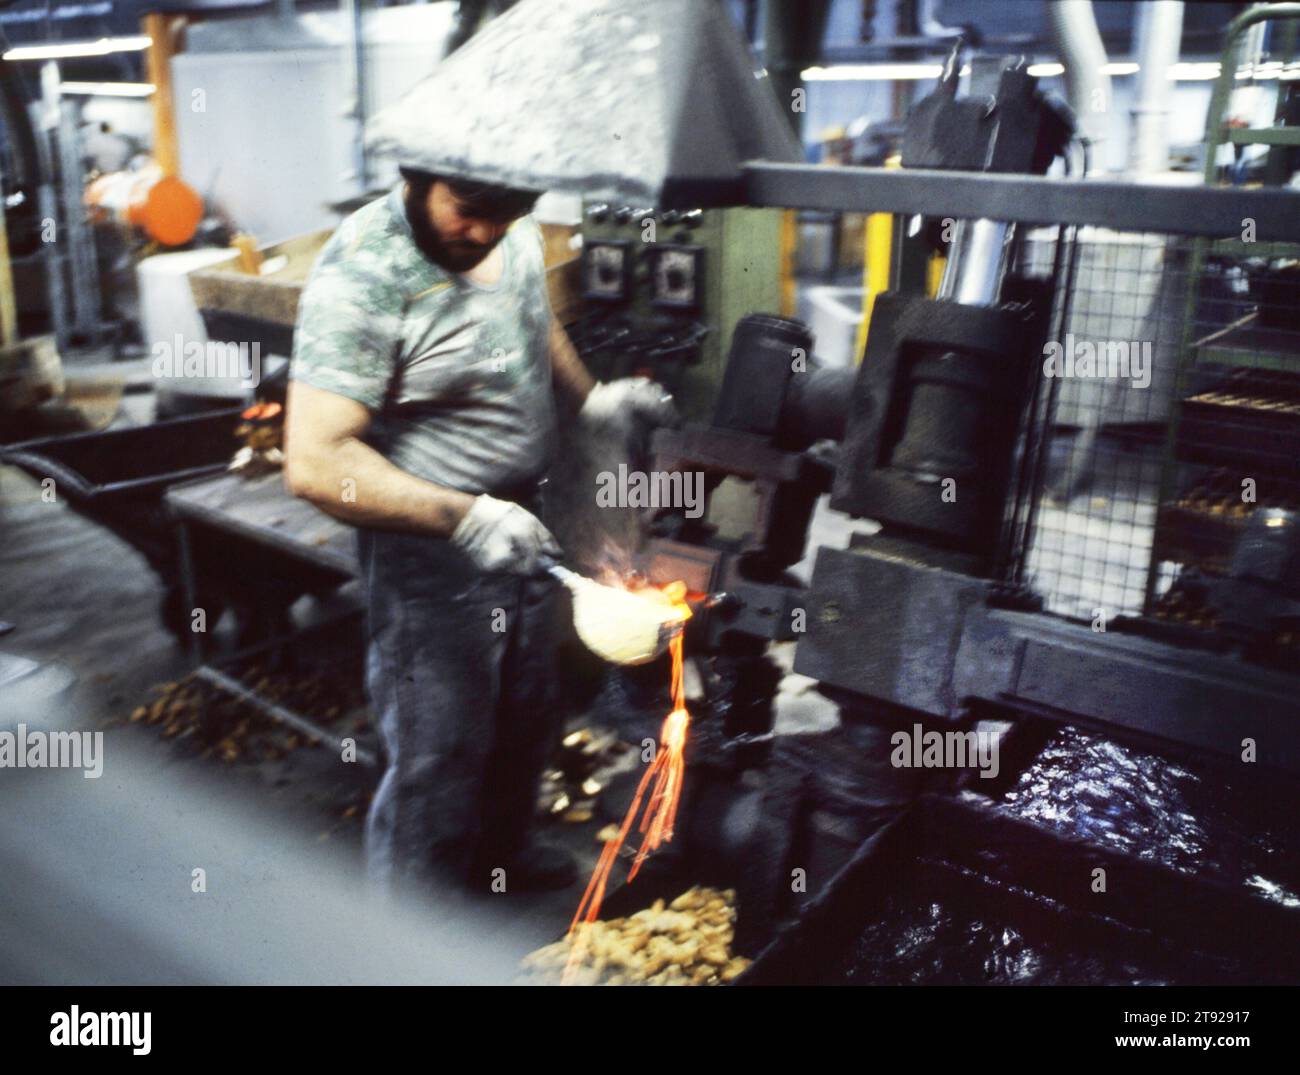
{"left": 579, "top": 377, "right": 681, "bottom": 440}
{"left": 450, "top": 494, "right": 562, "bottom": 576}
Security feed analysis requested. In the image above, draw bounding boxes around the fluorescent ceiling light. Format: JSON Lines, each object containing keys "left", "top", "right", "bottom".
{"left": 58, "top": 81, "right": 155, "bottom": 97}
{"left": 3, "top": 35, "right": 151, "bottom": 61}
{"left": 807, "top": 61, "right": 1138, "bottom": 82}
{"left": 802, "top": 59, "right": 1230, "bottom": 84}
{"left": 1022, "top": 62, "right": 1155, "bottom": 77}
{"left": 803, "top": 64, "right": 950, "bottom": 81}
{"left": 1237, "top": 60, "right": 1294, "bottom": 81}
{"left": 1172, "top": 62, "right": 1222, "bottom": 80}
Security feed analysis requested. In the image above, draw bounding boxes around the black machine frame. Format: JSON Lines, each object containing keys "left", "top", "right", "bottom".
{"left": 648, "top": 161, "right": 1300, "bottom": 776}
{"left": 742, "top": 161, "right": 1300, "bottom": 244}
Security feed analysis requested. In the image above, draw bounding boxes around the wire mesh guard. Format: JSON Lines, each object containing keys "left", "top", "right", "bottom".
{"left": 1013, "top": 226, "right": 1300, "bottom": 629}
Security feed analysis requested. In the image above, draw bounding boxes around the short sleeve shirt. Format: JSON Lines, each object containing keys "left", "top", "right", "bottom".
{"left": 291, "top": 185, "right": 556, "bottom": 496}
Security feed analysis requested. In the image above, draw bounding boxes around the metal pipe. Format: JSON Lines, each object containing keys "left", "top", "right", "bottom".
{"left": 1048, "top": 0, "right": 1111, "bottom": 171}
{"left": 937, "top": 218, "right": 1014, "bottom": 306}
{"left": 340, "top": 0, "right": 369, "bottom": 188}
{"left": 1129, "top": 1, "right": 1184, "bottom": 176}
{"left": 1241, "top": 8, "right": 1270, "bottom": 74}
{"left": 779, "top": 363, "right": 855, "bottom": 444}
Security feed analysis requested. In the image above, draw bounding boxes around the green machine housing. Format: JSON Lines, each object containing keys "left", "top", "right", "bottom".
{"left": 576, "top": 203, "right": 785, "bottom": 421}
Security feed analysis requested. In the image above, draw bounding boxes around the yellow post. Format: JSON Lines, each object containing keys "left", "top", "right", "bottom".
{"left": 143, "top": 13, "right": 182, "bottom": 178}
{"left": 0, "top": 190, "right": 16, "bottom": 346}
{"left": 853, "top": 154, "right": 901, "bottom": 364}
{"left": 779, "top": 208, "right": 798, "bottom": 317}
{"left": 927, "top": 251, "right": 946, "bottom": 297}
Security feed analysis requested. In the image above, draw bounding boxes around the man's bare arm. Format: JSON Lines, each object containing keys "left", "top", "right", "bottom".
{"left": 283, "top": 379, "right": 473, "bottom": 535}
{"left": 550, "top": 315, "right": 595, "bottom": 410}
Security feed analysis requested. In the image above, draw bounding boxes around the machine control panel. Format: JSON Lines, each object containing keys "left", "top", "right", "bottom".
{"left": 582, "top": 239, "right": 634, "bottom": 302}
{"left": 649, "top": 245, "right": 704, "bottom": 310}
{"left": 574, "top": 200, "right": 783, "bottom": 420}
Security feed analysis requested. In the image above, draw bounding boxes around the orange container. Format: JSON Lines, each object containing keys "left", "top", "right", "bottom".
{"left": 87, "top": 165, "right": 203, "bottom": 246}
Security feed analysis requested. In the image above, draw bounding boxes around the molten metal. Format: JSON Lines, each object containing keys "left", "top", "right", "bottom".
{"left": 563, "top": 581, "right": 692, "bottom": 984}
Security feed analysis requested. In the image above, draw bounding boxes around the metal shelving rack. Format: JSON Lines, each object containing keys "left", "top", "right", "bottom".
{"left": 1149, "top": 3, "right": 1300, "bottom": 606}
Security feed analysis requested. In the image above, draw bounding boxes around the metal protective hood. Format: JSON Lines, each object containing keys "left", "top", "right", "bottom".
{"left": 364, "top": 0, "right": 802, "bottom": 207}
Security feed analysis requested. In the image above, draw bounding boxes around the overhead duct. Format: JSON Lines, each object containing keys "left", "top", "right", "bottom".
{"left": 1048, "top": 0, "right": 1111, "bottom": 172}
{"left": 1129, "top": 1, "right": 1184, "bottom": 176}
{"left": 763, "top": 0, "right": 834, "bottom": 135}
{"left": 364, "top": 0, "right": 802, "bottom": 207}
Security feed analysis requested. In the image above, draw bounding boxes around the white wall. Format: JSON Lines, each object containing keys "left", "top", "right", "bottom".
{"left": 173, "top": 5, "right": 457, "bottom": 244}
{"left": 78, "top": 98, "right": 153, "bottom": 143}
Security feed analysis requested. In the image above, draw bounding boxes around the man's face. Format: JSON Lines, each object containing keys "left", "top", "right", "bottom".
{"left": 404, "top": 180, "right": 516, "bottom": 273}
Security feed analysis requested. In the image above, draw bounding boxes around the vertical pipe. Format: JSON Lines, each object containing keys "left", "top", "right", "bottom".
{"left": 1129, "top": 1, "right": 1184, "bottom": 176}
{"left": 57, "top": 97, "right": 101, "bottom": 338}
{"left": 937, "top": 219, "right": 1013, "bottom": 306}
{"left": 1048, "top": 0, "right": 1112, "bottom": 172}
{"left": 341, "top": 0, "right": 370, "bottom": 189}
{"left": 32, "top": 75, "right": 68, "bottom": 350}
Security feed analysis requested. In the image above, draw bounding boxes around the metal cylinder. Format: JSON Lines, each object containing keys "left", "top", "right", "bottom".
{"left": 890, "top": 349, "right": 995, "bottom": 482}
{"left": 779, "top": 363, "right": 855, "bottom": 445}
{"left": 713, "top": 314, "right": 814, "bottom": 435}
{"left": 1129, "top": 1, "right": 1184, "bottom": 176}
{"left": 938, "top": 218, "right": 1014, "bottom": 306}
{"left": 1048, "top": 0, "right": 1112, "bottom": 168}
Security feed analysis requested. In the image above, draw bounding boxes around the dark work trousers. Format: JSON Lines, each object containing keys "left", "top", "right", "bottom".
{"left": 358, "top": 520, "right": 562, "bottom": 898}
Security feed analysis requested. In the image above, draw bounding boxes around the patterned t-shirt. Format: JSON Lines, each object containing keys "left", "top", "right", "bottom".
{"left": 291, "top": 185, "right": 556, "bottom": 496}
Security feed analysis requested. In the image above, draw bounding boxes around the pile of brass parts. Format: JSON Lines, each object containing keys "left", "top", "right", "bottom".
{"left": 519, "top": 887, "right": 752, "bottom": 986}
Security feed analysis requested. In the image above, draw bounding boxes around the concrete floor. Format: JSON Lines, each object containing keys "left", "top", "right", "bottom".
{"left": 0, "top": 349, "right": 611, "bottom": 981}
{"left": 0, "top": 345, "right": 860, "bottom": 983}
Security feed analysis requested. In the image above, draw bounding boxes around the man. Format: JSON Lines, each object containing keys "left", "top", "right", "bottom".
{"left": 285, "top": 168, "right": 674, "bottom": 896}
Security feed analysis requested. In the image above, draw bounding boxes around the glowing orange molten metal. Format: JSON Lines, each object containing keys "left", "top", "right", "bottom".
{"left": 563, "top": 581, "right": 692, "bottom": 984}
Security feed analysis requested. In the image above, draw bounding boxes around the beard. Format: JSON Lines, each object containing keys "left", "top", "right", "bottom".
{"left": 402, "top": 186, "right": 498, "bottom": 273}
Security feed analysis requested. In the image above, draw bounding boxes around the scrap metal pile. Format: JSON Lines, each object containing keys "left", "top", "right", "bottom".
{"left": 519, "top": 887, "right": 751, "bottom": 986}
{"left": 119, "top": 665, "right": 367, "bottom": 764}
{"left": 538, "top": 727, "right": 637, "bottom": 824}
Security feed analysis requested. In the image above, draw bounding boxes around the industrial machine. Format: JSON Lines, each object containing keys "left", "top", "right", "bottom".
{"left": 9, "top": 0, "right": 1295, "bottom": 983}
{"left": 596, "top": 48, "right": 1300, "bottom": 978}
{"left": 570, "top": 203, "right": 783, "bottom": 421}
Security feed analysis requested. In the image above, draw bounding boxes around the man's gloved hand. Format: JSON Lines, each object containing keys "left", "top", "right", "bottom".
{"left": 450, "top": 494, "right": 562, "bottom": 575}
{"left": 578, "top": 378, "right": 681, "bottom": 439}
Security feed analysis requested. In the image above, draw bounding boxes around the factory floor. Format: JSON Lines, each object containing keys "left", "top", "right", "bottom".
{"left": 0, "top": 345, "right": 847, "bottom": 982}
{"left": 5, "top": 347, "right": 1296, "bottom": 985}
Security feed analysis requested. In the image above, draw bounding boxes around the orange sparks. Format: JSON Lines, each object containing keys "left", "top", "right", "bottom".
{"left": 241, "top": 401, "right": 282, "bottom": 421}
{"left": 563, "top": 581, "right": 692, "bottom": 984}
